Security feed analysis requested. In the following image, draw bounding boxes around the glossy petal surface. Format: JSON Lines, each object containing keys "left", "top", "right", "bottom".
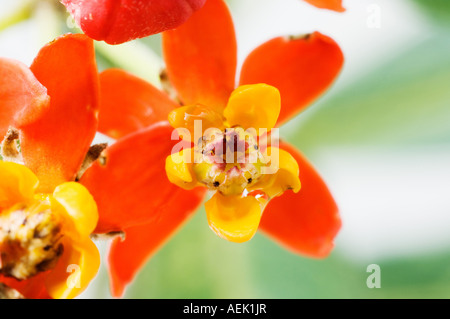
{"left": 303, "top": 0, "right": 345, "bottom": 12}
{"left": 108, "top": 194, "right": 204, "bottom": 297}
{"left": 205, "top": 192, "right": 263, "bottom": 243}
{"left": 17, "top": 34, "right": 99, "bottom": 192}
{"left": 61, "top": 0, "right": 207, "bottom": 44}
{"left": 240, "top": 32, "right": 344, "bottom": 126}
{"left": 98, "top": 69, "right": 178, "bottom": 139}
{"left": 80, "top": 122, "right": 205, "bottom": 233}
{"left": 259, "top": 141, "right": 341, "bottom": 258}
{"left": 162, "top": 0, "right": 237, "bottom": 111}
{"left": 224, "top": 84, "right": 281, "bottom": 132}
{"left": 0, "top": 58, "right": 49, "bottom": 137}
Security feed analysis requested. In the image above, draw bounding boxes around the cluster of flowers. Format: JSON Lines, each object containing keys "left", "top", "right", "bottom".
{"left": 0, "top": 0, "right": 343, "bottom": 299}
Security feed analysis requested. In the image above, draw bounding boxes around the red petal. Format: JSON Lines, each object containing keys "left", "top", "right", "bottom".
{"left": 15, "top": 34, "right": 99, "bottom": 192}
{"left": 0, "top": 273, "right": 51, "bottom": 299}
{"left": 0, "top": 58, "right": 49, "bottom": 137}
{"left": 162, "top": 0, "right": 237, "bottom": 110}
{"left": 80, "top": 122, "right": 205, "bottom": 234}
{"left": 98, "top": 69, "right": 178, "bottom": 139}
{"left": 240, "top": 32, "right": 344, "bottom": 126}
{"left": 303, "top": 0, "right": 345, "bottom": 12}
{"left": 61, "top": 0, "right": 206, "bottom": 45}
{"left": 108, "top": 194, "right": 203, "bottom": 297}
{"left": 259, "top": 141, "right": 341, "bottom": 258}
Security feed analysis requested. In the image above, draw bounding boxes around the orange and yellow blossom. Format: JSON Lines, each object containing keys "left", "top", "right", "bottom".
{"left": 0, "top": 34, "right": 101, "bottom": 298}
{"left": 166, "top": 84, "right": 302, "bottom": 243}
{"left": 79, "top": 0, "right": 343, "bottom": 297}
{"left": 0, "top": 162, "right": 99, "bottom": 299}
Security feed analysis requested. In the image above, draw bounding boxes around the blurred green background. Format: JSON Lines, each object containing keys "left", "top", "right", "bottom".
{"left": 1, "top": 0, "right": 450, "bottom": 298}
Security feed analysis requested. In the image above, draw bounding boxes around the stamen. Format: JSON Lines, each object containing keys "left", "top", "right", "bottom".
{"left": 193, "top": 127, "right": 266, "bottom": 196}
{"left": 0, "top": 202, "right": 63, "bottom": 280}
{"left": 1, "top": 127, "right": 23, "bottom": 163}
{"left": 76, "top": 143, "right": 108, "bottom": 180}
{"left": 0, "top": 283, "right": 24, "bottom": 299}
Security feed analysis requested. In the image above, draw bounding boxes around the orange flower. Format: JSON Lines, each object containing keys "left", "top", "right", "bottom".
{"left": 303, "top": 0, "right": 345, "bottom": 12}
{"left": 0, "top": 162, "right": 99, "bottom": 299}
{"left": 80, "top": 0, "right": 343, "bottom": 297}
{"left": 61, "top": 0, "right": 207, "bottom": 44}
{"left": 165, "top": 84, "right": 303, "bottom": 243}
{"left": 60, "top": 0, "right": 343, "bottom": 46}
{"left": 0, "top": 34, "right": 100, "bottom": 298}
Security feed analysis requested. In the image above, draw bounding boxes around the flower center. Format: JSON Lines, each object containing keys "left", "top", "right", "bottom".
{"left": 0, "top": 202, "right": 63, "bottom": 280}
{"left": 193, "top": 127, "right": 266, "bottom": 196}
{"left": 0, "top": 283, "right": 23, "bottom": 299}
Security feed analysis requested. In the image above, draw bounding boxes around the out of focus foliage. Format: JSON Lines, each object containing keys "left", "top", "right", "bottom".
{"left": 412, "top": 0, "right": 450, "bottom": 24}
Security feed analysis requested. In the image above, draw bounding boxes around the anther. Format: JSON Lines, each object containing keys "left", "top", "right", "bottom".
{"left": 0, "top": 204, "right": 64, "bottom": 280}
{"left": 193, "top": 127, "right": 265, "bottom": 195}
